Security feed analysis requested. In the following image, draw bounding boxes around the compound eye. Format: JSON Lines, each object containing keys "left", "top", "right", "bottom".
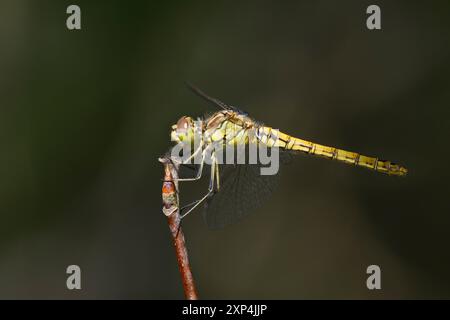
{"left": 176, "top": 116, "right": 190, "bottom": 132}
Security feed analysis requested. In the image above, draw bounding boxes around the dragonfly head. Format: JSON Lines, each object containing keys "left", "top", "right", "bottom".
{"left": 171, "top": 116, "right": 196, "bottom": 143}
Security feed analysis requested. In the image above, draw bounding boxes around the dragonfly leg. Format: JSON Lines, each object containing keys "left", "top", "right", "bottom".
{"left": 175, "top": 147, "right": 207, "bottom": 182}
{"left": 215, "top": 160, "right": 220, "bottom": 192}
{"left": 180, "top": 152, "right": 217, "bottom": 219}
{"left": 181, "top": 140, "right": 204, "bottom": 165}
{"left": 180, "top": 199, "right": 201, "bottom": 212}
{"left": 179, "top": 183, "right": 213, "bottom": 220}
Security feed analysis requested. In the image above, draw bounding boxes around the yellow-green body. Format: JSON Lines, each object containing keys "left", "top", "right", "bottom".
{"left": 172, "top": 110, "right": 407, "bottom": 176}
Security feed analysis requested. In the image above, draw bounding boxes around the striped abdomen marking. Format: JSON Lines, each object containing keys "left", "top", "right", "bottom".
{"left": 258, "top": 126, "right": 407, "bottom": 176}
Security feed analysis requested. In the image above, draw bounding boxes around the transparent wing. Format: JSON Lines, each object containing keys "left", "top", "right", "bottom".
{"left": 202, "top": 149, "right": 291, "bottom": 229}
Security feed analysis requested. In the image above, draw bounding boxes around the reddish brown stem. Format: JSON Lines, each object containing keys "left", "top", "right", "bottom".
{"left": 160, "top": 157, "right": 198, "bottom": 300}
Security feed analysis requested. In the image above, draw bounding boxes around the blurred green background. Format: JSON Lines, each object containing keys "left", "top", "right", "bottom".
{"left": 1, "top": 0, "right": 450, "bottom": 299}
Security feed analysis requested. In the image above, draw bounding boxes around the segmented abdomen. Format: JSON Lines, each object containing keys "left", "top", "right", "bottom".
{"left": 257, "top": 126, "right": 407, "bottom": 176}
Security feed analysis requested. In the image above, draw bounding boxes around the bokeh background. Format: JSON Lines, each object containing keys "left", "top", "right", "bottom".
{"left": 1, "top": 0, "right": 450, "bottom": 299}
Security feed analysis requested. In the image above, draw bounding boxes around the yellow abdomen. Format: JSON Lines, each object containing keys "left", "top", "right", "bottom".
{"left": 258, "top": 126, "right": 407, "bottom": 176}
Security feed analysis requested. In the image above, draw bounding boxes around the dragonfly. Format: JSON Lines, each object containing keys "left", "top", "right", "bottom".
{"left": 169, "top": 84, "right": 407, "bottom": 229}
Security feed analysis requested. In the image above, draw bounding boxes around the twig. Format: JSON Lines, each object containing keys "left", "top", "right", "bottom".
{"left": 159, "top": 156, "right": 198, "bottom": 300}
